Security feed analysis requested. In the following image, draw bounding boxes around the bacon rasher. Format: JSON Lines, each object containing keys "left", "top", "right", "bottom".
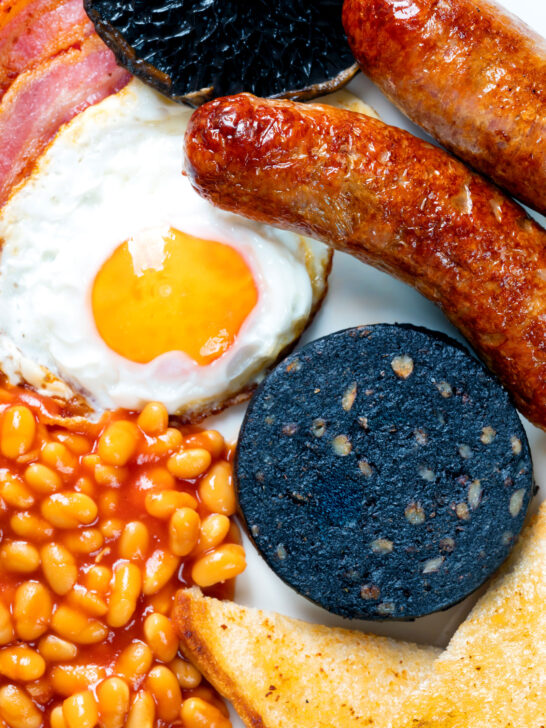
{"left": 0, "top": 0, "right": 94, "bottom": 97}
{"left": 0, "top": 0, "right": 130, "bottom": 207}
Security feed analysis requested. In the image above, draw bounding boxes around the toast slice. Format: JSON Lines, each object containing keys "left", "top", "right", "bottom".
{"left": 174, "top": 588, "right": 440, "bottom": 728}
{"left": 393, "top": 502, "right": 546, "bottom": 728}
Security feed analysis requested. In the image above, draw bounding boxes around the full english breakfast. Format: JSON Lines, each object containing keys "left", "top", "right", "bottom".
{"left": 0, "top": 0, "right": 543, "bottom": 726}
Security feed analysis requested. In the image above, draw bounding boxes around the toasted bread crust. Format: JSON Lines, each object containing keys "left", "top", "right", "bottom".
{"left": 174, "top": 588, "right": 440, "bottom": 728}
{"left": 175, "top": 590, "right": 266, "bottom": 728}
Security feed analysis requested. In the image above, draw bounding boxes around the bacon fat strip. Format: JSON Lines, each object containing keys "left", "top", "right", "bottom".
{"left": 0, "top": 0, "right": 93, "bottom": 98}
{"left": 185, "top": 94, "right": 546, "bottom": 429}
{"left": 342, "top": 0, "right": 546, "bottom": 216}
{"left": 0, "top": 33, "right": 130, "bottom": 207}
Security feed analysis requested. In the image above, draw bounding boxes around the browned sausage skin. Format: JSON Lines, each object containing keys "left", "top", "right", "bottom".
{"left": 342, "top": 0, "right": 546, "bottom": 216}
{"left": 185, "top": 94, "right": 546, "bottom": 429}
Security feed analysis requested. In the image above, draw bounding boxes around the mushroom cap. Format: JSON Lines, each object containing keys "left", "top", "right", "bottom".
{"left": 84, "top": 0, "right": 358, "bottom": 106}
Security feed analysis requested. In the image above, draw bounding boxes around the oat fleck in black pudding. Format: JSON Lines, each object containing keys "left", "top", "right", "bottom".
{"left": 235, "top": 325, "right": 534, "bottom": 620}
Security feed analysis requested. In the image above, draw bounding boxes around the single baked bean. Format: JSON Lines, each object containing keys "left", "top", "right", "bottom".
{"left": 144, "top": 466, "right": 176, "bottom": 491}
{"left": 198, "top": 461, "right": 236, "bottom": 516}
{"left": 1, "top": 406, "right": 36, "bottom": 460}
{"left": 24, "top": 463, "right": 61, "bottom": 494}
{"left": 50, "top": 705, "right": 67, "bottom": 728}
{"left": 0, "top": 541, "right": 40, "bottom": 573}
{"left": 192, "top": 544, "right": 246, "bottom": 588}
{"left": 191, "top": 687, "right": 230, "bottom": 717}
{"left": 100, "top": 518, "right": 124, "bottom": 539}
{"left": 10, "top": 513, "right": 53, "bottom": 541}
{"left": 40, "top": 442, "right": 76, "bottom": 475}
{"left": 53, "top": 431, "right": 91, "bottom": 455}
{"left": 13, "top": 581, "right": 52, "bottom": 640}
{"left": 73, "top": 476, "right": 95, "bottom": 498}
{"left": 38, "top": 635, "right": 78, "bottom": 663}
{"left": 142, "top": 550, "right": 180, "bottom": 595}
{"left": 51, "top": 606, "right": 108, "bottom": 645}
{"left": 143, "top": 613, "right": 178, "bottom": 662}
{"left": 41, "top": 492, "right": 97, "bottom": 529}
{"left": 99, "top": 490, "right": 119, "bottom": 517}
{"left": 137, "top": 402, "right": 168, "bottom": 436}
{"left": 147, "top": 584, "right": 176, "bottom": 616}
{"left": 98, "top": 421, "right": 139, "bottom": 466}
{"left": 193, "top": 514, "right": 231, "bottom": 556}
{"left": 144, "top": 490, "right": 197, "bottom": 519}
{"left": 84, "top": 565, "right": 112, "bottom": 594}
{"left": 50, "top": 665, "right": 106, "bottom": 697}
{"left": 145, "top": 428, "right": 183, "bottom": 457}
{"left": 119, "top": 521, "right": 150, "bottom": 560}
{"left": 184, "top": 430, "right": 225, "bottom": 460}
{"left": 41, "top": 543, "right": 77, "bottom": 595}
{"left": 181, "top": 697, "right": 232, "bottom": 728}
{"left": 62, "top": 690, "right": 98, "bottom": 728}
{"left": 0, "top": 601, "right": 14, "bottom": 645}
{"left": 146, "top": 665, "right": 182, "bottom": 722}
{"left": 107, "top": 562, "right": 142, "bottom": 628}
{"left": 126, "top": 690, "right": 155, "bottom": 728}
{"left": 94, "top": 464, "right": 128, "bottom": 487}
{"left": 62, "top": 528, "right": 104, "bottom": 555}
{"left": 167, "top": 448, "right": 212, "bottom": 480}
{"left": 0, "top": 684, "right": 42, "bottom": 728}
{"left": 67, "top": 585, "right": 108, "bottom": 618}
{"left": 169, "top": 507, "right": 200, "bottom": 556}
{"left": 81, "top": 454, "right": 100, "bottom": 470}
{"left": 0, "top": 473, "right": 34, "bottom": 508}
{"left": 96, "top": 676, "right": 129, "bottom": 728}
{"left": 115, "top": 641, "right": 153, "bottom": 686}
{"left": 0, "top": 646, "right": 46, "bottom": 681}
{"left": 170, "top": 658, "right": 202, "bottom": 689}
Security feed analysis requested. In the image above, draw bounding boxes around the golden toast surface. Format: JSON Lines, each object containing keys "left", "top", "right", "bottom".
{"left": 394, "top": 502, "right": 546, "bottom": 728}
{"left": 174, "top": 587, "right": 439, "bottom": 728}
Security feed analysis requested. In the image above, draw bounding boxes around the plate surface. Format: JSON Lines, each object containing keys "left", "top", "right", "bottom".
{"left": 201, "top": 2, "right": 546, "bottom": 723}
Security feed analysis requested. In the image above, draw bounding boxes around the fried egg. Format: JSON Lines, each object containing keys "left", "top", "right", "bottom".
{"left": 0, "top": 79, "right": 333, "bottom": 418}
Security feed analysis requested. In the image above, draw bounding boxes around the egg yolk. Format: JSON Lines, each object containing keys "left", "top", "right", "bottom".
{"left": 92, "top": 229, "right": 258, "bottom": 365}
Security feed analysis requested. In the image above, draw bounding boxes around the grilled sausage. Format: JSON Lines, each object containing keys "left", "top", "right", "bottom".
{"left": 185, "top": 94, "right": 546, "bottom": 429}
{"left": 342, "top": 0, "right": 546, "bottom": 216}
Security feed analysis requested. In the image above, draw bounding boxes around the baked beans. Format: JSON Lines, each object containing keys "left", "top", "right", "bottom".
{"left": 0, "top": 386, "right": 244, "bottom": 727}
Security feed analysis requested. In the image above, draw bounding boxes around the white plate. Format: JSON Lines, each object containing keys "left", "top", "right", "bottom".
{"left": 202, "top": 2, "right": 546, "bottom": 723}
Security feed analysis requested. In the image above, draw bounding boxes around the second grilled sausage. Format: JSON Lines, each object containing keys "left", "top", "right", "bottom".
{"left": 342, "top": 0, "right": 546, "bottom": 216}
{"left": 185, "top": 94, "right": 546, "bottom": 429}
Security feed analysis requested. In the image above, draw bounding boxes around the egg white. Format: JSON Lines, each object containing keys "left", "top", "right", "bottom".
{"left": 0, "top": 79, "right": 332, "bottom": 416}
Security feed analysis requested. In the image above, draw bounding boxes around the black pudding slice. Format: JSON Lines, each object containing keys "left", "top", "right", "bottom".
{"left": 235, "top": 324, "right": 534, "bottom": 620}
